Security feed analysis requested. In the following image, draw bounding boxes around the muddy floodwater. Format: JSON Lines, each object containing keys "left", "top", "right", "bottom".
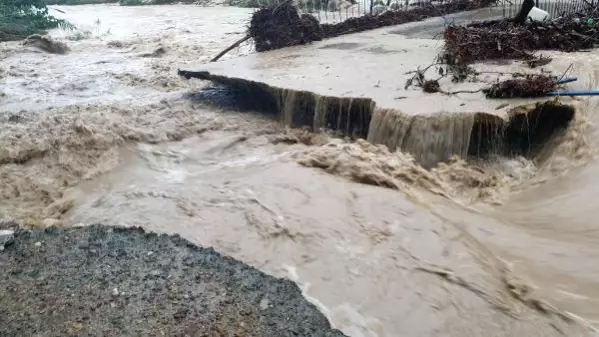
{"left": 2, "top": 4, "right": 599, "bottom": 337}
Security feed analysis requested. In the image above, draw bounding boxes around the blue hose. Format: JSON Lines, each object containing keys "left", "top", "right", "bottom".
{"left": 554, "top": 77, "right": 578, "bottom": 85}
{"left": 546, "top": 90, "right": 599, "bottom": 97}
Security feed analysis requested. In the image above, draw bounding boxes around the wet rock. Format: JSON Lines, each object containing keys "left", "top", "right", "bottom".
{"left": 0, "top": 229, "right": 15, "bottom": 251}
{"left": 259, "top": 297, "right": 270, "bottom": 310}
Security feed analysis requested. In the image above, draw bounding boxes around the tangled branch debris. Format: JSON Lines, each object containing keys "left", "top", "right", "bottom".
{"left": 249, "top": 1, "right": 323, "bottom": 52}
{"left": 483, "top": 75, "right": 557, "bottom": 98}
{"left": 405, "top": 60, "right": 558, "bottom": 99}
{"left": 247, "top": 0, "right": 495, "bottom": 52}
{"left": 423, "top": 79, "right": 441, "bottom": 93}
{"left": 444, "top": 10, "right": 599, "bottom": 65}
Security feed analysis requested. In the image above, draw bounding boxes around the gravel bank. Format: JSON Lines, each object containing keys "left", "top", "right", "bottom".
{"left": 0, "top": 224, "right": 347, "bottom": 337}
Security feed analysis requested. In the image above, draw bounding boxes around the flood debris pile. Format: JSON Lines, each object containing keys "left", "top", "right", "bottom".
{"left": 422, "top": 79, "right": 441, "bottom": 93}
{"left": 248, "top": 0, "right": 495, "bottom": 52}
{"left": 444, "top": 12, "right": 599, "bottom": 65}
{"left": 483, "top": 75, "right": 557, "bottom": 98}
{"left": 0, "top": 224, "right": 347, "bottom": 337}
{"left": 249, "top": 1, "right": 323, "bottom": 52}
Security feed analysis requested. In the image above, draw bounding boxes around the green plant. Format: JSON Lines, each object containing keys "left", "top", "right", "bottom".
{"left": 119, "top": 0, "right": 144, "bottom": 5}
{"left": 0, "top": 0, "right": 74, "bottom": 41}
{"left": 44, "top": 0, "right": 119, "bottom": 4}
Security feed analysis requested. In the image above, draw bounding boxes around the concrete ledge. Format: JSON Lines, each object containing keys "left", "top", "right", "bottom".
{"left": 180, "top": 69, "right": 375, "bottom": 138}
{"left": 179, "top": 23, "right": 575, "bottom": 167}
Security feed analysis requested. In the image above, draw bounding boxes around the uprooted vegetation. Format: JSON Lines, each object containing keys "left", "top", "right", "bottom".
{"left": 403, "top": 59, "right": 563, "bottom": 99}
{"left": 483, "top": 75, "right": 557, "bottom": 99}
{"left": 398, "top": 5, "right": 599, "bottom": 98}
{"left": 443, "top": 7, "right": 599, "bottom": 65}
{"left": 250, "top": 1, "right": 323, "bottom": 52}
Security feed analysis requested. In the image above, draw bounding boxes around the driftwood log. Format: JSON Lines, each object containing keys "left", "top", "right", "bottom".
{"left": 210, "top": 35, "right": 251, "bottom": 62}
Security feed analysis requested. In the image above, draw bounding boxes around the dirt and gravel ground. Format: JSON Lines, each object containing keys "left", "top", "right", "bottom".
{"left": 0, "top": 223, "right": 347, "bottom": 337}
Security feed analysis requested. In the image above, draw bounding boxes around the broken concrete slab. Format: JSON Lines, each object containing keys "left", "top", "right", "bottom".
{"left": 178, "top": 12, "right": 576, "bottom": 167}
{"left": 179, "top": 22, "right": 546, "bottom": 122}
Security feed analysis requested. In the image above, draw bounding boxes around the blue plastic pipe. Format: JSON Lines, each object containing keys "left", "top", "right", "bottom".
{"left": 546, "top": 90, "right": 599, "bottom": 97}
{"left": 554, "top": 77, "right": 578, "bottom": 85}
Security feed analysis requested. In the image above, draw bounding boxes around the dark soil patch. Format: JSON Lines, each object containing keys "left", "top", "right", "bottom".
{"left": 0, "top": 225, "right": 347, "bottom": 337}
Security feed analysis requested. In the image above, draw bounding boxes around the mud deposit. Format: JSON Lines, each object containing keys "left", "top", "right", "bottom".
{"left": 0, "top": 224, "right": 346, "bottom": 337}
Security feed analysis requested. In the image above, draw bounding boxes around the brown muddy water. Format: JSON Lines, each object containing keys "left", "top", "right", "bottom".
{"left": 2, "top": 4, "right": 599, "bottom": 337}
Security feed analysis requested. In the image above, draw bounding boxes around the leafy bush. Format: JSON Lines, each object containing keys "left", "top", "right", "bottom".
{"left": 0, "top": 0, "right": 74, "bottom": 41}
{"left": 118, "top": 0, "right": 197, "bottom": 5}
{"left": 119, "top": 0, "right": 144, "bottom": 5}
{"left": 44, "top": 0, "right": 118, "bottom": 4}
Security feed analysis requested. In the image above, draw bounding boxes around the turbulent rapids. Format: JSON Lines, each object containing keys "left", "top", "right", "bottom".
{"left": 2, "top": 3, "right": 599, "bottom": 337}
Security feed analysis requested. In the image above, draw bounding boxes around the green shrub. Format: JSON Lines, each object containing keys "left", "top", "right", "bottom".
{"left": 44, "top": 0, "right": 119, "bottom": 4}
{"left": 119, "top": 0, "right": 144, "bottom": 5}
{"left": 0, "top": 0, "right": 74, "bottom": 41}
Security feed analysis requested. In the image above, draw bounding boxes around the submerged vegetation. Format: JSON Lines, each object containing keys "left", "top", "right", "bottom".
{"left": 1, "top": 0, "right": 73, "bottom": 41}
